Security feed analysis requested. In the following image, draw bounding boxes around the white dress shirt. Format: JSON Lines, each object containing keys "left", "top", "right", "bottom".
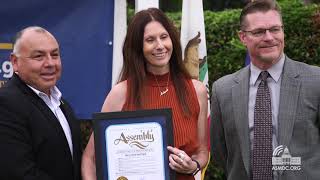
{"left": 28, "top": 85, "right": 73, "bottom": 157}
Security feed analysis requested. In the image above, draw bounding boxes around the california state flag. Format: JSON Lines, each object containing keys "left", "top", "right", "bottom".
{"left": 181, "top": 0, "right": 210, "bottom": 179}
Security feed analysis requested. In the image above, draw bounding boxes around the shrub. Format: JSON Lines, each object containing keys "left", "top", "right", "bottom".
{"left": 81, "top": 1, "right": 320, "bottom": 179}
{"left": 167, "top": 0, "right": 319, "bottom": 86}
{"left": 167, "top": 1, "right": 319, "bottom": 179}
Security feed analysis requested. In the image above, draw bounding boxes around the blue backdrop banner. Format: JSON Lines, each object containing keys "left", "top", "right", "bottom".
{"left": 0, "top": 0, "right": 114, "bottom": 118}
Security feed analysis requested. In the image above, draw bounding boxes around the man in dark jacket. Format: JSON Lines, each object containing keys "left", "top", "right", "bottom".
{"left": 0, "top": 26, "right": 81, "bottom": 180}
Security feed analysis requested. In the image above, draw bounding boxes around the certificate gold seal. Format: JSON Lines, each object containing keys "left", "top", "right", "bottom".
{"left": 117, "top": 176, "right": 128, "bottom": 180}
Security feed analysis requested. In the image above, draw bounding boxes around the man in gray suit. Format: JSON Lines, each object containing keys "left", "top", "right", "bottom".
{"left": 211, "top": 0, "right": 320, "bottom": 179}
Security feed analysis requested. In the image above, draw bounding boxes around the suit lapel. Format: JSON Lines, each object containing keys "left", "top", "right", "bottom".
{"left": 60, "top": 100, "right": 81, "bottom": 178}
{"left": 232, "top": 66, "right": 251, "bottom": 175}
{"left": 278, "top": 57, "right": 300, "bottom": 147}
{"left": 24, "top": 91, "right": 65, "bottom": 137}
{"left": 60, "top": 100, "right": 80, "bottom": 155}
{"left": 230, "top": 57, "right": 300, "bottom": 176}
{"left": 12, "top": 75, "right": 72, "bottom": 154}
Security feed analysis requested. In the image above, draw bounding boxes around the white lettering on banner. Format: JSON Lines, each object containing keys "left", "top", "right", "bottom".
{"left": 1, "top": 61, "right": 13, "bottom": 78}
{"left": 0, "top": 42, "right": 14, "bottom": 81}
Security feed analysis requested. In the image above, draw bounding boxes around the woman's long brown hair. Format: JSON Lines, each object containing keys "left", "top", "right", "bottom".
{"left": 119, "top": 8, "right": 192, "bottom": 115}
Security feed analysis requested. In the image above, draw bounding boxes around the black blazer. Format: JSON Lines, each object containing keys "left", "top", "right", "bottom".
{"left": 0, "top": 74, "right": 81, "bottom": 180}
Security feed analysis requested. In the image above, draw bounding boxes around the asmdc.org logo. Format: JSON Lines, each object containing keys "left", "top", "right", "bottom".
{"left": 272, "top": 145, "right": 301, "bottom": 171}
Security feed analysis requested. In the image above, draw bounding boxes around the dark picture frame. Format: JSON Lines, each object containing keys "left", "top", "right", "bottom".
{"left": 93, "top": 108, "right": 175, "bottom": 180}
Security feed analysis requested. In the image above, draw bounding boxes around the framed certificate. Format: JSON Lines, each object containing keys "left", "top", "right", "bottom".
{"left": 93, "top": 108, "right": 175, "bottom": 180}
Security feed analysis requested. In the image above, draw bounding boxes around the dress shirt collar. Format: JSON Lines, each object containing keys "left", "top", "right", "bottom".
{"left": 27, "top": 85, "right": 62, "bottom": 107}
{"left": 250, "top": 53, "right": 285, "bottom": 86}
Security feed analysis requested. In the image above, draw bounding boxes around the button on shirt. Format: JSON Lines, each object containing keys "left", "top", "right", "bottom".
{"left": 28, "top": 85, "right": 73, "bottom": 157}
{"left": 248, "top": 54, "right": 285, "bottom": 152}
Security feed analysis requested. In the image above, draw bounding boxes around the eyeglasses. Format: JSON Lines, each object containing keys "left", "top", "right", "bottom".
{"left": 242, "top": 26, "right": 283, "bottom": 37}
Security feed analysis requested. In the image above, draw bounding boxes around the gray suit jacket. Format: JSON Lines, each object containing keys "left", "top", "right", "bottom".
{"left": 210, "top": 57, "right": 320, "bottom": 180}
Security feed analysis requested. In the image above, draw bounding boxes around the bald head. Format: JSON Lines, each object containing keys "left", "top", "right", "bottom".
{"left": 12, "top": 26, "right": 56, "bottom": 56}
{"left": 10, "top": 26, "right": 62, "bottom": 95}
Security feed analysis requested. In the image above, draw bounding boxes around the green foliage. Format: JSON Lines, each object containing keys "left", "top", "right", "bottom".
{"left": 165, "top": 11, "right": 182, "bottom": 28}
{"left": 166, "top": 1, "right": 320, "bottom": 86}
{"left": 203, "top": 9, "right": 244, "bottom": 84}
{"left": 127, "top": 8, "right": 135, "bottom": 24}
{"left": 281, "top": 1, "right": 320, "bottom": 66}
{"left": 83, "top": 2, "right": 319, "bottom": 179}
{"left": 167, "top": 1, "right": 319, "bottom": 179}
{"left": 160, "top": 0, "right": 183, "bottom": 12}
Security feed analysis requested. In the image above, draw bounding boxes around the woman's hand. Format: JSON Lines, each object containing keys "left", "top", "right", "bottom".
{"left": 167, "top": 146, "right": 198, "bottom": 174}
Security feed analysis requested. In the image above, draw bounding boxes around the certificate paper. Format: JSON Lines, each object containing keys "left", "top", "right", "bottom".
{"left": 93, "top": 109, "right": 174, "bottom": 180}
{"left": 106, "top": 122, "right": 164, "bottom": 180}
